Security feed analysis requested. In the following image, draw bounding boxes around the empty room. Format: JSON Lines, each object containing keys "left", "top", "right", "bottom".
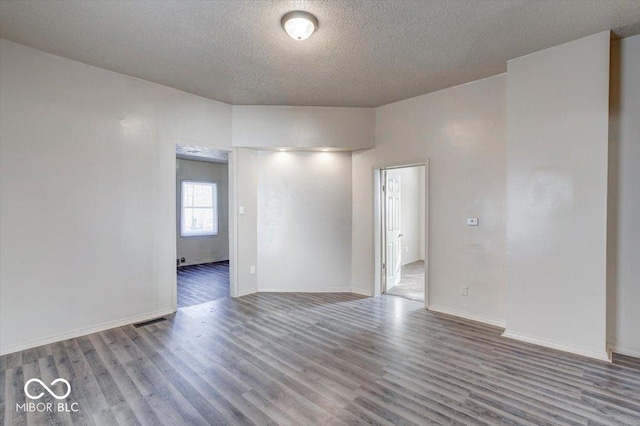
{"left": 1, "top": 1, "right": 639, "bottom": 425}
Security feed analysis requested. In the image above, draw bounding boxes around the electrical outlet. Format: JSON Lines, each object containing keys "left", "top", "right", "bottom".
{"left": 460, "top": 285, "right": 469, "bottom": 296}
{"left": 180, "top": 257, "right": 186, "bottom": 264}
{"left": 250, "top": 266, "right": 256, "bottom": 275}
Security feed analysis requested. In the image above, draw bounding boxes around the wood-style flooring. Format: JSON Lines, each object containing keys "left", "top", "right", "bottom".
{"left": 177, "top": 261, "right": 229, "bottom": 308}
{"left": 1, "top": 293, "right": 639, "bottom": 425}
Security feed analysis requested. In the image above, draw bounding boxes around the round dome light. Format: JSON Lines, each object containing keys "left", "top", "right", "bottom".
{"left": 281, "top": 11, "right": 318, "bottom": 41}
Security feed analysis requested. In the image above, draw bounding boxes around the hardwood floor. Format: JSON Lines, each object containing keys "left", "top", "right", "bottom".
{"left": 177, "top": 261, "right": 229, "bottom": 308}
{"left": 1, "top": 293, "right": 639, "bottom": 425}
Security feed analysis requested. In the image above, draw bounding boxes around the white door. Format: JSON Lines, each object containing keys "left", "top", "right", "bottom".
{"left": 385, "top": 173, "right": 402, "bottom": 289}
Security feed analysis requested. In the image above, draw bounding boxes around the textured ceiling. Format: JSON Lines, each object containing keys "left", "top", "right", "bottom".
{"left": 176, "top": 145, "right": 229, "bottom": 163}
{"left": 1, "top": 1, "right": 640, "bottom": 107}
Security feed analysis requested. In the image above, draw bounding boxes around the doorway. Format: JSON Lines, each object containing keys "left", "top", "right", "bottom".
{"left": 375, "top": 162, "right": 428, "bottom": 304}
{"left": 175, "top": 144, "right": 232, "bottom": 308}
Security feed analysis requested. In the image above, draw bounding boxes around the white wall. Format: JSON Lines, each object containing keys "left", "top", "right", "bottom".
{"left": 419, "top": 165, "right": 426, "bottom": 261}
{"left": 257, "top": 151, "right": 352, "bottom": 292}
{"left": 232, "top": 105, "right": 374, "bottom": 150}
{"left": 0, "top": 40, "right": 233, "bottom": 355}
{"left": 176, "top": 159, "right": 229, "bottom": 265}
{"left": 608, "top": 34, "right": 640, "bottom": 358}
{"left": 235, "top": 148, "right": 259, "bottom": 296}
{"left": 352, "top": 74, "right": 507, "bottom": 326}
{"left": 504, "top": 32, "right": 610, "bottom": 360}
{"left": 386, "top": 166, "right": 425, "bottom": 265}
{"left": 351, "top": 149, "right": 377, "bottom": 295}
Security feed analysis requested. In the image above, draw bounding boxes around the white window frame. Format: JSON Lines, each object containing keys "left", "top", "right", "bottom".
{"left": 180, "top": 180, "right": 218, "bottom": 237}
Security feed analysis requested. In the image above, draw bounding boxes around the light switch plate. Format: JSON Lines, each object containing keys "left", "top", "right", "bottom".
{"left": 466, "top": 217, "right": 478, "bottom": 226}
{"left": 239, "top": 206, "right": 245, "bottom": 215}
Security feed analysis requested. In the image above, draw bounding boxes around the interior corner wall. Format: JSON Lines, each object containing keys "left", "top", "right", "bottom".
{"left": 351, "top": 148, "right": 377, "bottom": 296}
{"left": 176, "top": 159, "right": 229, "bottom": 266}
{"left": 419, "top": 165, "right": 426, "bottom": 261}
{"left": 257, "top": 151, "right": 352, "bottom": 292}
{"left": 235, "top": 148, "right": 259, "bottom": 296}
{"left": 353, "top": 74, "right": 507, "bottom": 325}
{"left": 504, "top": 32, "right": 611, "bottom": 360}
{"left": 0, "top": 40, "right": 232, "bottom": 355}
{"left": 607, "top": 34, "right": 640, "bottom": 358}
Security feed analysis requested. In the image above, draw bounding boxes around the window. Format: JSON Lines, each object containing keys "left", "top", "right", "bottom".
{"left": 181, "top": 181, "right": 218, "bottom": 237}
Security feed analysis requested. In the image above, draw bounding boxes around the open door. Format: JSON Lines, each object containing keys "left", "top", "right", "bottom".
{"left": 385, "top": 172, "right": 402, "bottom": 290}
{"left": 375, "top": 161, "right": 428, "bottom": 303}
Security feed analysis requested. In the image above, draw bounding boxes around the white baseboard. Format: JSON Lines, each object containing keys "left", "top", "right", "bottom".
{"left": 428, "top": 304, "right": 506, "bottom": 328}
{"left": 179, "top": 258, "right": 229, "bottom": 267}
{"left": 235, "top": 286, "right": 372, "bottom": 298}
{"left": 0, "top": 307, "right": 175, "bottom": 356}
{"left": 250, "top": 287, "right": 372, "bottom": 296}
{"left": 236, "top": 286, "right": 258, "bottom": 297}
{"left": 608, "top": 343, "right": 640, "bottom": 359}
{"left": 258, "top": 286, "right": 358, "bottom": 293}
{"left": 502, "top": 330, "right": 611, "bottom": 362}
{"left": 350, "top": 287, "right": 373, "bottom": 297}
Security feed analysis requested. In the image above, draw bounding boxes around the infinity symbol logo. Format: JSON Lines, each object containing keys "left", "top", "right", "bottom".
{"left": 24, "top": 378, "right": 71, "bottom": 400}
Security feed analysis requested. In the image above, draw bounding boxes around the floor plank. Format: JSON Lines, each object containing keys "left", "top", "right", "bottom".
{"left": 177, "top": 261, "right": 229, "bottom": 308}
{"left": 1, "top": 293, "right": 639, "bottom": 425}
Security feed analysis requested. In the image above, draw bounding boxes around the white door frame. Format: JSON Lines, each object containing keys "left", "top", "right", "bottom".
{"left": 373, "top": 159, "right": 430, "bottom": 308}
{"left": 173, "top": 144, "right": 238, "bottom": 312}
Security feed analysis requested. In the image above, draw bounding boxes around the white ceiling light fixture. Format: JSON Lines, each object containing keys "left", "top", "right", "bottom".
{"left": 281, "top": 11, "right": 318, "bottom": 41}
